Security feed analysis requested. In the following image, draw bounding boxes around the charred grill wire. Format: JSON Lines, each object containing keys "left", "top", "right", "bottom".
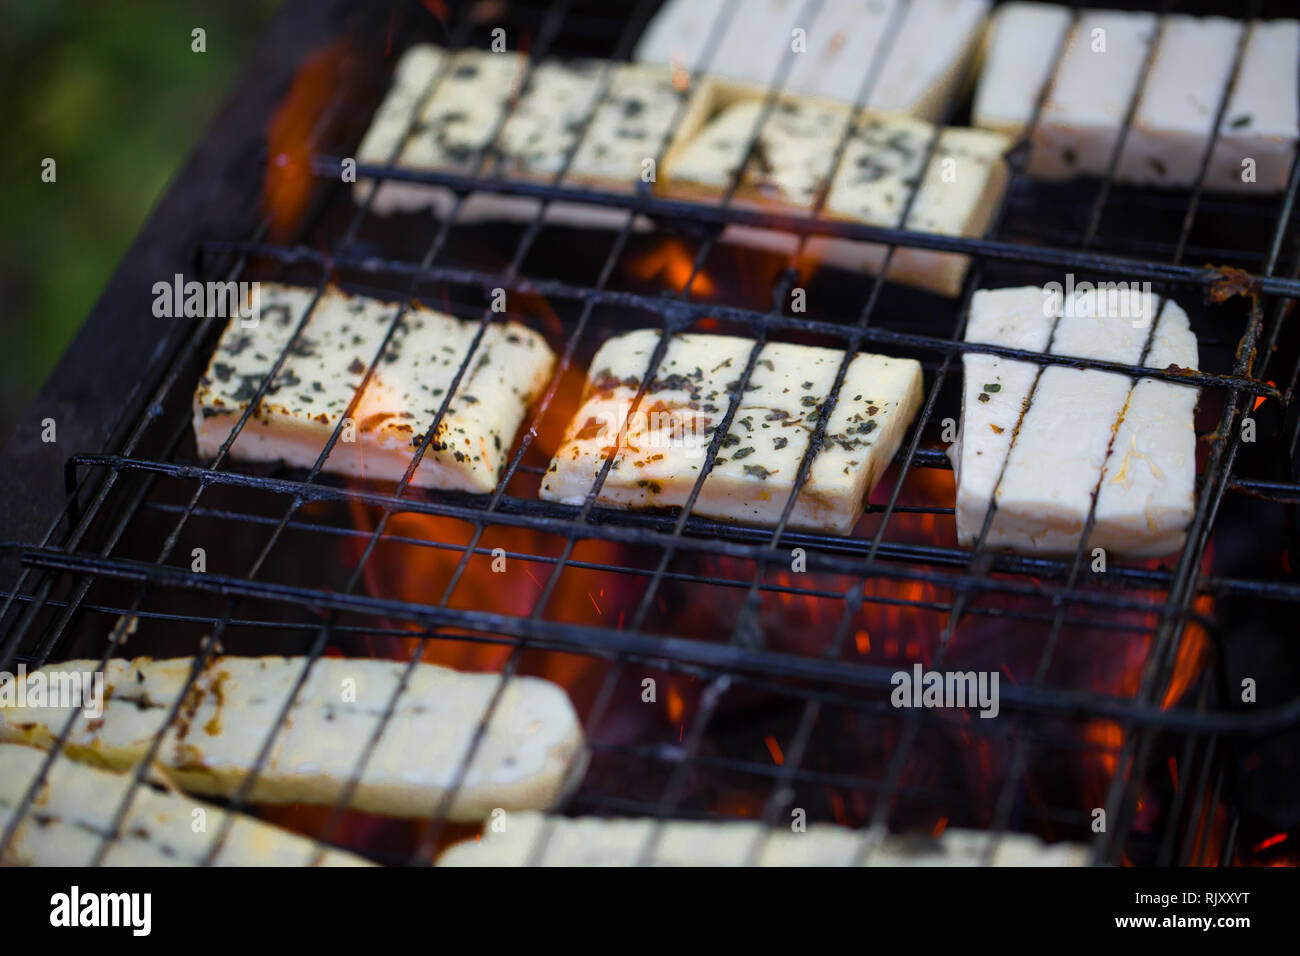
{"left": 2, "top": 0, "right": 1300, "bottom": 867}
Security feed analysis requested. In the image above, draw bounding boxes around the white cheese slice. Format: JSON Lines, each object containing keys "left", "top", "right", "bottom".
{"left": 355, "top": 44, "right": 446, "bottom": 167}
{"left": 992, "top": 292, "right": 1149, "bottom": 555}
{"left": 366, "top": 48, "right": 523, "bottom": 215}
{"left": 1028, "top": 10, "right": 1158, "bottom": 179}
{"left": 971, "top": 2, "right": 1074, "bottom": 138}
{"left": 631, "top": 0, "right": 728, "bottom": 76}
{"left": 633, "top": 0, "right": 988, "bottom": 121}
{"left": 814, "top": 123, "right": 1011, "bottom": 297}
{"left": 539, "top": 330, "right": 923, "bottom": 534}
{"left": 437, "top": 811, "right": 1089, "bottom": 866}
{"left": 396, "top": 48, "right": 523, "bottom": 173}
{"left": 783, "top": 0, "right": 900, "bottom": 103}
{"left": 1115, "top": 16, "right": 1245, "bottom": 188}
{"left": 1206, "top": 19, "right": 1300, "bottom": 193}
{"left": 0, "top": 657, "right": 586, "bottom": 823}
{"left": 961, "top": 287, "right": 1197, "bottom": 557}
{"left": 661, "top": 81, "right": 1010, "bottom": 296}
{"left": 192, "top": 283, "right": 555, "bottom": 495}
{"left": 363, "top": 48, "right": 677, "bottom": 228}
{"left": 662, "top": 87, "right": 853, "bottom": 206}
{"left": 952, "top": 286, "right": 1057, "bottom": 547}
{"left": 866, "top": 0, "right": 991, "bottom": 121}
{"left": 1093, "top": 305, "right": 1198, "bottom": 557}
{"left": 0, "top": 743, "right": 372, "bottom": 866}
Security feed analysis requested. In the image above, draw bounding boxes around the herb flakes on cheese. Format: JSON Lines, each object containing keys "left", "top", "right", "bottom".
{"left": 540, "top": 329, "right": 923, "bottom": 534}
{"left": 662, "top": 81, "right": 1010, "bottom": 297}
{"left": 192, "top": 283, "right": 554, "bottom": 494}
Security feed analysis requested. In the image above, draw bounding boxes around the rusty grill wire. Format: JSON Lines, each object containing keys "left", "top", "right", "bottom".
{"left": 2, "top": 0, "right": 1300, "bottom": 867}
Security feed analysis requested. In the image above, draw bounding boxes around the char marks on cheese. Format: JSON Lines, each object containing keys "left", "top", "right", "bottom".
{"left": 437, "top": 811, "right": 1089, "bottom": 866}
{"left": 0, "top": 743, "right": 372, "bottom": 866}
{"left": 539, "top": 330, "right": 923, "bottom": 535}
{"left": 0, "top": 656, "right": 586, "bottom": 823}
{"left": 192, "top": 283, "right": 554, "bottom": 494}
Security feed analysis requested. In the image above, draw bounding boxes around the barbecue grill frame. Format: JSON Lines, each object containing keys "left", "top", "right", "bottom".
{"left": 2, "top": 0, "right": 1299, "bottom": 867}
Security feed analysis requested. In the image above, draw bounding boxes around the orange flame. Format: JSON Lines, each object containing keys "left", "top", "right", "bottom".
{"left": 626, "top": 238, "right": 715, "bottom": 298}
{"left": 263, "top": 38, "right": 352, "bottom": 241}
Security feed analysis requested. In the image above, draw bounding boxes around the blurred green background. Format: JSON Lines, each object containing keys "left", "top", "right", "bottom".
{"left": 0, "top": 0, "right": 282, "bottom": 445}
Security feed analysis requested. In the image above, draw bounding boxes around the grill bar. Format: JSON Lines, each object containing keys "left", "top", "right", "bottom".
{"left": 3, "top": 0, "right": 1299, "bottom": 867}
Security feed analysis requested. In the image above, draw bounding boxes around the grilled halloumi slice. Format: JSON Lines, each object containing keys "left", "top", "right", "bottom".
{"left": 971, "top": 2, "right": 1074, "bottom": 138}
{"left": 0, "top": 657, "right": 586, "bottom": 823}
{"left": 661, "top": 79, "right": 1010, "bottom": 297}
{"left": 633, "top": 0, "right": 989, "bottom": 122}
{"left": 951, "top": 286, "right": 1057, "bottom": 548}
{"left": 0, "top": 743, "right": 371, "bottom": 866}
{"left": 1205, "top": 19, "right": 1300, "bottom": 193}
{"left": 361, "top": 46, "right": 680, "bottom": 225}
{"left": 1113, "top": 15, "right": 1245, "bottom": 189}
{"left": 539, "top": 330, "right": 923, "bottom": 535}
{"left": 1092, "top": 301, "right": 1199, "bottom": 557}
{"left": 999, "top": 11, "right": 1298, "bottom": 192}
{"left": 1027, "top": 10, "right": 1158, "bottom": 180}
{"left": 437, "top": 811, "right": 1089, "bottom": 866}
{"left": 354, "top": 43, "right": 447, "bottom": 207}
{"left": 952, "top": 286, "right": 1197, "bottom": 557}
{"left": 192, "top": 283, "right": 554, "bottom": 495}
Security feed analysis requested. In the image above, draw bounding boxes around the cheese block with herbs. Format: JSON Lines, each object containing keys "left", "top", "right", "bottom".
{"left": 0, "top": 743, "right": 373, "bottom": 866}
{"left": 353, "top": 43, "right": 447, "bottom": 206}
{"left": 0, "top": 656, "right": 587, "bottom": 823}
{"left": 437, "top": 811, "right": 1089, "bottom": 866}
{"left": 362, "top": 46, "right": 681, "bottom": 224}
{"left": 661, "top": 79, "right": 1011, "bottom": 296}
{"left": 192, "top": 283, "right": 554, "bottom": 495}
{"left": 539, "top": 329, "right": 923, "bottom": 534}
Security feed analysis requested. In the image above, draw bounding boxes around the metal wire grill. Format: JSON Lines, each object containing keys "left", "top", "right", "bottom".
{"left": 3, "top": 0, "right": 1300, "bottom": 866}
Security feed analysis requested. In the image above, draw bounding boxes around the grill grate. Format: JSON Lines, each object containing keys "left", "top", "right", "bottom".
{"left": 3, "top": 0, "right": 1300, "bottom": 867}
